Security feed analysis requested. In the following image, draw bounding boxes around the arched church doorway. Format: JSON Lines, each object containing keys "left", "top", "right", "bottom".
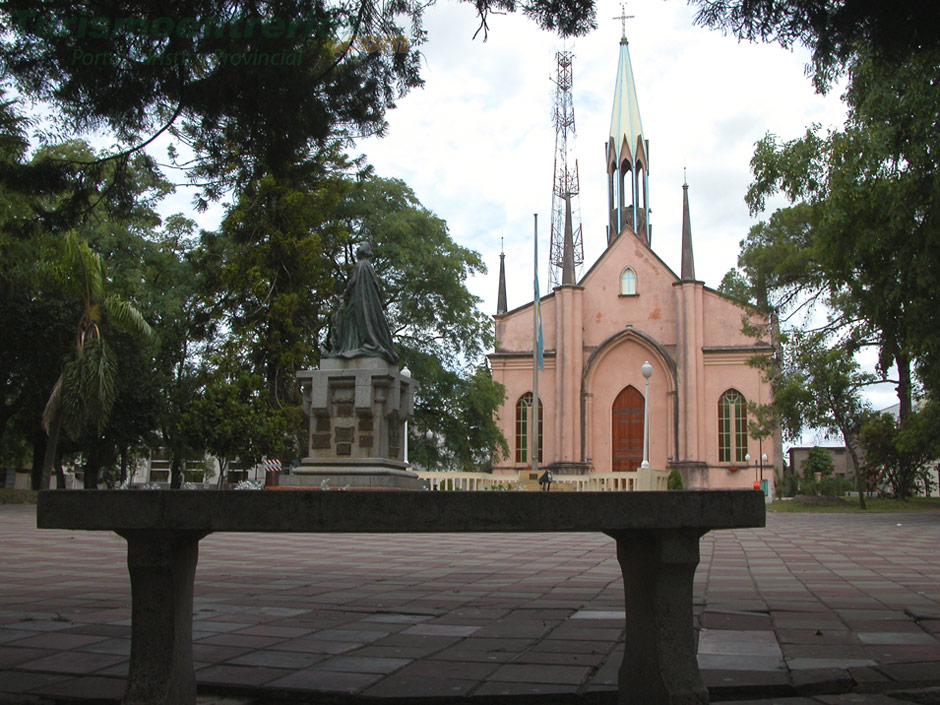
{"left": 612, "top": 385, "right": 644, "bottom": 472}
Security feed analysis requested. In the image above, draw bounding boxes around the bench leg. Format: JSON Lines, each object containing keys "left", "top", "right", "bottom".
{"left": 117, "top": 531, "right": 206, "bottom": 705}
{"left": 610, "top": 529, "right": 708, "bottom": 705}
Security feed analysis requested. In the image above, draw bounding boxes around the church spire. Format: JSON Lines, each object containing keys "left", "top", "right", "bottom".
{"left": 561, "top": 196, "right": 576, "bottom": 285}
{"left": 496, "top": 237, "right": 508, "bottom": 315}
{"left": 680, "top": 174, "right": 696, "bottom": 281}
{"left": 607, "top": 11, "right": 650, "bottom": 246}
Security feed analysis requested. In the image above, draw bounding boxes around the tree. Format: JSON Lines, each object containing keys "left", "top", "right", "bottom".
{"left": 184, "top": 354, "right": 288, "bottom": 488}
{"left": 859, "top": 401, "right": 940, "bottom": 499}
{"left": 742, "top": 45, "right": 940, "bottom": 417}
{"left": 774, "top": 333, "right": 874, "bottom": 507}
{"left": 41, "top": 233, "right": 153, "bottom": 489}
{"left": 333, "top": 176, "right": 507, "bottom": 471}
{"left": 201, "top": 146, "right": 354, "bottom": 407}
{"left": 0, "top": 0, "right": 594, "bottom": 209}
{"left": 0, "top": 129, "right": 177, "bottom": 489}
{"left": 799, "top": 446, "right": 835, "bottom": 496}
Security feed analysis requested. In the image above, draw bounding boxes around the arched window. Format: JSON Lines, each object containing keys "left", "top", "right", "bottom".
{"left": 718, "top": 390, "right": 748, "bottom": 462}
{"left": 515, "top": 392, "right": 543, "bottom": 464}
{"left": 620, "top": 267, "right": 637, "bottom": 295}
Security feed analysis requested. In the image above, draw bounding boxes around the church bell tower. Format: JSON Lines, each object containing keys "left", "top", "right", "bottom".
{"left": 607, "top": 13, "right": 650, "bottom": 246}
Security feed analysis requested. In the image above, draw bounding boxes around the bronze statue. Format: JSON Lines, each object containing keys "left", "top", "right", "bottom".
{"left": 323, "top": 242, "right": 398, "bottom": 364}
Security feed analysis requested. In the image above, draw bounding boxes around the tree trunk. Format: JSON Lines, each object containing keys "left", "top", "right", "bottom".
{"left": 54, "top": 450, "right": 66, "bottom": 490}
{"left": 120, "top": 445, "right": 129, "bottom": 484}
{"left": 170, "top": 452, "right": 183, "bottom": 489}
{"left": 30, "top": 429, "right": 45, "bottom": 490}
{"left": 897, "top": 351, "right": 912, "bottom": 421}
{"left": 40, "top": 407, "right": 64, "bottom": 490}
{"left": 83, "top": 440, "right": 101, "bottom": 489}
{"left": 217, "top": 457, "right": 228, "bottom": 490}
{"left": 845, "top": 440, "right": 867, "bottom": 510}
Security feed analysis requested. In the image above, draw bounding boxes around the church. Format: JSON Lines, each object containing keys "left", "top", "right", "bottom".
{"left": 488, "top": 32, "right": 777, "bottom": 492}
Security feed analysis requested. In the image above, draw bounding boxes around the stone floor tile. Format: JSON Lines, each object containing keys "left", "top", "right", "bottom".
{"left": 315, "top": 655, "right": 412, "bottom": 674}
{"left": 362, "top": 674, "right": 478, "bottom": 698}
{"left": 473, "top": 680, "right": 581, "bottom": 697}
{"left": 5, "top": 632, "right": 107, "bottom": 650}
{"left": 878, "top": 661, "right": 940, "bottom": 683}
{"left": 265, "top": 667, "right": 382, "bottom": 693}
{"left": 864, "top": 644, "right": 940, "bottom": 664}
{"left": 17, "top": 649, "right": 125, "bottom": 675}
{"left": 27, "top": 674, "right": 126, "bottom": 699}
{"left": 400, "top": 623, "right": 480, "bottom": 637}
{"left": 0, "top": 630, "right": 35, "bottom": 645}
{"left": 393, "top": 658, "right": 499, "bottom": 680}
{"left": 712, "top": 697, "right": 819, "bottom": 705}
{"left": 270, "top": 638, "right": 361, "bottom": 654}
{"left": 232, "top": 624, "right": 312, "bottom": 639}
{"left": 197, "top": 663, "right": 289, "bottom": 686}
{"left": 0, "top": 669, "right": 70, "bottom": 694}
{"left": 816, "top": 695, "right": 912, "bottom": 704}
{"left": 311, "top": 627, "right": 388, "bottom": 643}
{"left": 226, "top": 650, "right": 324, "bottom": 669}
{"left": 702, "top": 667, "right": 791, "bottom": 689}
{"left": 0, "top": 646, "right": 54, "bottom": 669}
{"left": 78, "top": 637, "right": 131, "bottom": 656}
{"left": 698, "top": 653, "right": 787, "bottom": 671}
{"left": 488, "top": 662, "right": 592, "bottom": 685}
{"left": 858, "top": 632, "right": 940, "bottom": 646}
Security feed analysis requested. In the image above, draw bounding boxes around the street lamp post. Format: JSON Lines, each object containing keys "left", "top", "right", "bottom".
{"left": 401, "top": 367, "right": 411, "bottom": 463}
{"left": 641, "top": 361, "right": 652, "bottom": 469}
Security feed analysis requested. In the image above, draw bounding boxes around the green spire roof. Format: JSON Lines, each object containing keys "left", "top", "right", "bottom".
{"left": 609, "top": 37, "right": 644, "bottom": 166}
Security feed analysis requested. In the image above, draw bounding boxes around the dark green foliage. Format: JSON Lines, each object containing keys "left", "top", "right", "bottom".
{"left": 184, "top": 356, "right": 291, "bottom": 487}
{"left": 0, "top": 0, "right": 594, "bottom": 208}
{"left": 859, "top": 402, "right": 940, "bottom": 499}
{"left": 732, "top": 45, "right": 940, "bottom": 423}
{"left": 667, "top": 469, "right": 683, "bottom": 490}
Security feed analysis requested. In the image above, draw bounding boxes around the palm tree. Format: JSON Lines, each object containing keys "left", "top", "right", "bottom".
{"left": 41, "top": 233, "right": 153, "bottom": 489}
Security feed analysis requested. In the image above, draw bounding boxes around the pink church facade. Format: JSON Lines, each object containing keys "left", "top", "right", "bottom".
{"left": 488, "top": 36, "right": 777, "bottom": 492}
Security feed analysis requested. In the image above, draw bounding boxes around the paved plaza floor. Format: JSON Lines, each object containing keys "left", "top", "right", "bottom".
{"left": 0, "top": 503, "right": 938, "bottom": 704}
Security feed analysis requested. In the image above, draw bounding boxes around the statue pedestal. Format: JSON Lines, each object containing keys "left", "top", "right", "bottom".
{"left": 284, "top": 358, "right": 420, "bottom": 490}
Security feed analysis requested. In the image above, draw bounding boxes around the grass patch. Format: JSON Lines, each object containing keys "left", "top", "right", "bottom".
{"left": 770, "top": 496, "right": 940, "bottom": 512}
{"left": 0, "top": 488, "right": 38, "bottom": 505}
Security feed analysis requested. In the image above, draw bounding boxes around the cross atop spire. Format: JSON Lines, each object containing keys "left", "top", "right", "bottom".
{"left": 613, "top": 3, "right": 634, "bottom": 41}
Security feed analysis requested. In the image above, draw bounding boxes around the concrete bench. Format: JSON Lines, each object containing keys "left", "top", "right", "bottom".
{"left": 37, "top": 489, "right": 765, "bottom": 705}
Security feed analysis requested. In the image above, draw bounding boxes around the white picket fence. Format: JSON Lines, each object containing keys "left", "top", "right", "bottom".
{"left": 415, "top": 467, "right": 669, "bottom": 492}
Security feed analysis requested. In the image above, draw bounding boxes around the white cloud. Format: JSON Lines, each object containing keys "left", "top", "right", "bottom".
{"left": 358, "top": 0, "right": 847, "bottom": 316}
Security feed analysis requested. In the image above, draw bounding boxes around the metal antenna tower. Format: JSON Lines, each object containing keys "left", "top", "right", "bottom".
{"left": 549, "top": 50, "right": 584, "bottom": 288}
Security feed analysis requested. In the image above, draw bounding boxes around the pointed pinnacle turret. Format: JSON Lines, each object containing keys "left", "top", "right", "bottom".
{"left": 681, "top": 177, "right": 696, "bottom": 281}
{"left": 609, "top": 31, "right": 644, "bottom": 168}
{"left": 496, "top": 239, "right": 508, "bottom": 315}
{"left": 562, "top": 196, "right": 576, "bottom": 285}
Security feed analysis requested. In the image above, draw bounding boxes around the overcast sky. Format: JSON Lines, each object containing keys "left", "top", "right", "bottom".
{"left": 352, "top": 0, "right": 902, "bottom": 424}
{"left": 357, "top": 0, "right": 847, "bottom": 311}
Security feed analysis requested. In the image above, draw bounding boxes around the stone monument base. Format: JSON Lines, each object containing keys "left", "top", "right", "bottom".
{"left": 281, "top": 459, "right": 421, "bottom": 490}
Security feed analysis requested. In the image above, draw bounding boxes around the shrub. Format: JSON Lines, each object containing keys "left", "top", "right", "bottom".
{"left": 667, "top": 469, "right": 684, "bottom": 490}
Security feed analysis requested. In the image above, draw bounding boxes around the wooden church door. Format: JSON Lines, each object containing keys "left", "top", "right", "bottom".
{"left": 612, "top": 385, "right": 644, "bottom": 472}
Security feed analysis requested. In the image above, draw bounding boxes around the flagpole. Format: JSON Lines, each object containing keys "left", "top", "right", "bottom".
{"left": 532, "top": 213, "right": 540, "bottom": 479}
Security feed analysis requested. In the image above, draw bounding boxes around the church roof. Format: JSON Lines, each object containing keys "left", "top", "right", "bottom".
{"left": 609, "top": 36, "right": 645, "bottom": 166}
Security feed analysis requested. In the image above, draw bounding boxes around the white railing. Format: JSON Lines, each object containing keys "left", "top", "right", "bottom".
{"left": 415, "top": 467, "right": 670, "bottom": 492}
{"left": 415, "top": 471, "right": 507, "bottom": 491}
